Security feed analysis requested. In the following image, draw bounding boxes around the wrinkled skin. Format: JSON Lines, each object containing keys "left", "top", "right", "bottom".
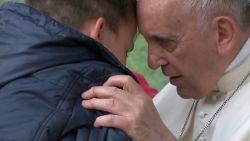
{"left": 82, "top": 75, "right": 176, "bottom": 141}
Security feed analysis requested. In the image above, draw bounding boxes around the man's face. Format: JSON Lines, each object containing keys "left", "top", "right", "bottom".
{"left": 138, "top": 0, "right": 227, "bottom": 99}
{"left": 104, "top": 19, "right": 137, "bottom": 65}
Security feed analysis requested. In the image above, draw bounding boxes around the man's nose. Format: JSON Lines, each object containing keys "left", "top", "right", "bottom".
{"left": 147, "top": 46, "right": 168, "bottom": 69}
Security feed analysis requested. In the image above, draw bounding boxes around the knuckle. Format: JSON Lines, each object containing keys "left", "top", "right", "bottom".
{"left": 107, "top": 76, "right": 114, "bottom": 82}
{"left": 84, "top": 100, "right": 94, "bottom": 108}
{"left": 107, "top": 98, "right": 115, "bottom": 109}
{"left": 106, "top": 115, "right": 116, "bottom": 124}
{"left": 91, "top": 87, "right": 98, "bottom": 93}
{"left": 124, "top": 75, "right": 133, "bottom": 82}
{"left": 88, "top": 98, "right": 97, "bottom": 107}
{"left": 110, "top": 87, "right": 119, "bottom": 95}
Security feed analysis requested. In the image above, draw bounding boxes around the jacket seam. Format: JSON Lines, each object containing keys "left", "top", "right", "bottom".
{"left": 32, "top": 76, "right": 64, "bottom": 87}
{"left": 32, "top": 75, "right": 83, "bottom": 141}
{"left": 60, "top": 75, "right": 93, "bottom": 136}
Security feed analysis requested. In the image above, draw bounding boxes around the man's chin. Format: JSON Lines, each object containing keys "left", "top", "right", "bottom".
{"left": 176, "top": 87, "right": 202, "bottom": 99}
{"left": 177, "top": 93, "right": 193, "bottom": 99}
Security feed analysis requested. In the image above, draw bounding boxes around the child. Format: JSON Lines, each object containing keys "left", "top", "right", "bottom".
{"left": 0, "top": 0, "right": 136, "bottom": 141}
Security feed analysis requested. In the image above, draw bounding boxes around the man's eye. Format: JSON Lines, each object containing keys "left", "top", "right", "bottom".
{"left": 156, "top": 40, "right": 177, "bottom": 52}
{"left": 152, "top": 36, "right": 175, "bottom": 51}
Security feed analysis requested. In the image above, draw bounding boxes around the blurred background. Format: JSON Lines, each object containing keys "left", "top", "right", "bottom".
{"left": 0, "top": 0, "right": 169, "bottom": 91}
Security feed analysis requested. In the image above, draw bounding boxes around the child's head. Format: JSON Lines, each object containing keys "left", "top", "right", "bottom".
{"left": 26, "top": 0, "right": 137, "bottom": 65}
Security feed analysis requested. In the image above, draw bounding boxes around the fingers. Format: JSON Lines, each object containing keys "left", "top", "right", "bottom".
{"left": 104, "top": 75, "right": 144, "bottom": 94}
{"left": 104, "top": 75, "right": 135, "bottom": 86}
{"left": 82, "top": 75, "right": 145, "bottom": 100}
{"left": 82, "top": 86, "right": 127, "bottom": 100}
{"left": 82, "top": 98, "right": 126, "bottom": 115}
{"left": 94, "top": 114, "right": 129, "bottom": 131}
{"left": 81, "top": 75, "right": 150, "bottom": 116}
{"left": 82, "top": 98, "right": 115, "bottom": 113}
{"left": 82, "top": 93, "right": 131, "bottom": 115}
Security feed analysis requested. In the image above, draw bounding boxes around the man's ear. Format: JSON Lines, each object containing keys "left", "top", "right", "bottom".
{"left": 213, "top": 16, "right": 236, "bottom": 56}
{"left": 89, "top": 17, "right": 106, "bottom": 41}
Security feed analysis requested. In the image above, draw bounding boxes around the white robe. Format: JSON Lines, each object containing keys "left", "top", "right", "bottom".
{"left": 153, "top": 37, "right": 250, "bottom": 141}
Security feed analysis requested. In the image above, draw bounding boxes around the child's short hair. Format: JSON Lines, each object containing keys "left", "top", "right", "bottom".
{"left": 25, "top": 0, "right": 137, "bottom": 32}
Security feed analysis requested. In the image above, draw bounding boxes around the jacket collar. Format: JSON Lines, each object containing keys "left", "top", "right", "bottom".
{"left": 0, "top": 2, "right": 135, "bottom": 87}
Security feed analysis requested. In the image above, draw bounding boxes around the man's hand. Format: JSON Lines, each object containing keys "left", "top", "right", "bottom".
{"left": 82, "top": 75, "right": 176, "bottom": 141}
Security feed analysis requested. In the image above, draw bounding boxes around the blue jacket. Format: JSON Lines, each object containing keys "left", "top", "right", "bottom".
{"left": 0, "top": 2, "right": 134, "bottom": 141}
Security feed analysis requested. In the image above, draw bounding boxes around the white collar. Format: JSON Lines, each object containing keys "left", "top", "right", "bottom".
{"left": 225, "top": 37, "right": 250, "bottom": 72}
{"left": 215, "top": 37, "right": 250, "bottom": 94}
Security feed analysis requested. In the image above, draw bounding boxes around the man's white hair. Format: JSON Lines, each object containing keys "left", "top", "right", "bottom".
{"left": 183, "top": 0, "right": 250, "bottom": 30}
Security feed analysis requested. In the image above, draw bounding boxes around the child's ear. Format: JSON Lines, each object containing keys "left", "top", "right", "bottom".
{"left": 89, "top": 17, "right": 106, "bottom": 41}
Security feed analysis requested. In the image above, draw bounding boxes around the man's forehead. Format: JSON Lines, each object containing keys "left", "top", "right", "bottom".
{"left": 137, "top": 0, "right": 187, "bottom": 35}
{"left": 137, "top": 0, "right": 183, "bottom": 17}
{"left": 137, "top": 0, "right": 182, "bottom": 11}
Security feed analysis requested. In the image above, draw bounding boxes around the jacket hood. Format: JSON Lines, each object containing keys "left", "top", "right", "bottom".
{"left": 0, "top": 2, "right": 131, "bottom": 87}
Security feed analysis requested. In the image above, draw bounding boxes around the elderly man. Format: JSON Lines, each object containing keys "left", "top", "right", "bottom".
{"left": 82, "top": 0, "right": 250, "bottom": 141}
